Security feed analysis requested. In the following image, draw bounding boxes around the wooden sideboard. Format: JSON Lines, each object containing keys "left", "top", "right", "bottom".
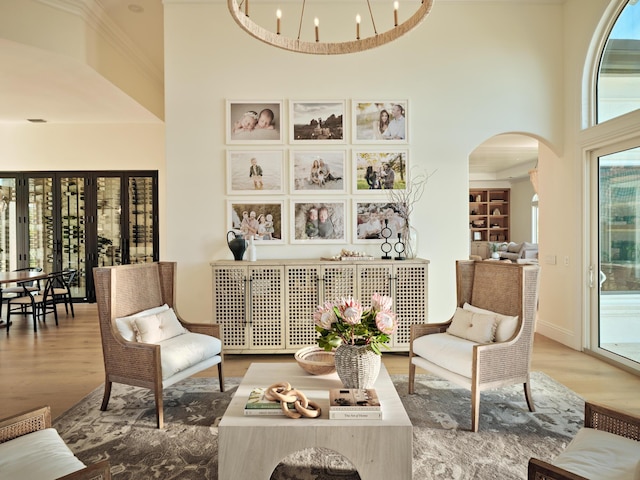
{"left": 211, "top": 258, "right": 429, "bottom": 354}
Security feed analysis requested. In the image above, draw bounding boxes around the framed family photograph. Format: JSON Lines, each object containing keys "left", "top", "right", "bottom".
{"left": 290, "top": 150, "right": 346, "bottom": 194}
{"left": 226, "top": 100, "right": 283, "bottom": 144}
{"left": 226, "top": 150, "right": 285, "bottom": 194}
{"left": 353, "top": 201, "right": 408, "bottom": 244}
{"left": 352, "top": 100, "right": 408, "bottom": 143}
{"left": 290, "top": 100, "right": 346, "bottom": 144}
{"left": 228, "top": 200, "right": 285, "bottom": 244}
{"left": 291, "top": 200, "right": 347, "bottom": 244}
{"left": 353, "top": 150, "right": 409, "bottom": 193}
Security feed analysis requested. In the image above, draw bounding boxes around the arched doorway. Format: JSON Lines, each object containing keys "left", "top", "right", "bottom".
{"left": 468, "top": 133, "right": 539, "bottom": 259}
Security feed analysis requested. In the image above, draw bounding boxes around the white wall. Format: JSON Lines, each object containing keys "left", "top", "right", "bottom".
{"left": 164, "top": 0, "right": 567, "bottom": 325}
{"left": 1, "top": 0, "right": 619, "bottom": 353}
{"left": 510, "top": 178, "right": 536, "bottom": 243}
{"left": 0, "top": 123, "right": 166, "bottom": 256}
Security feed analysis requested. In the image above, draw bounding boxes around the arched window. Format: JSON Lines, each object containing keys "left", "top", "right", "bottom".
{"left": 597, "top": 1, "right": 640, "bottom": 123}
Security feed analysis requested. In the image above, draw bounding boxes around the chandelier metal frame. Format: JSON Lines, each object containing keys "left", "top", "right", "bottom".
{"left": 228, "top": 0, "right": 434, "bottom": 55}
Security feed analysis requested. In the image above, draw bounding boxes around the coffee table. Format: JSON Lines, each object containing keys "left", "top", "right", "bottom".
{"left": 218, "top": 362, "right": 412, "bottom": 479}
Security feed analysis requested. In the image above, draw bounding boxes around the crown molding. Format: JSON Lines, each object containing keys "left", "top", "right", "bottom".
{"left": 35, "top": 0, "right": 163, "bottom": 87}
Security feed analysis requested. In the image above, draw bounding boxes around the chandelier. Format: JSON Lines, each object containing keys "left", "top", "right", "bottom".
{"left": 228, "top": 0, "right": 433, "bottom": 55}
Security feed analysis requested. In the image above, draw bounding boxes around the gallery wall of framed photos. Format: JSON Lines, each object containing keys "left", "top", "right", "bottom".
{"left": 225, "top": 99, "right": 410, "bottom": 246}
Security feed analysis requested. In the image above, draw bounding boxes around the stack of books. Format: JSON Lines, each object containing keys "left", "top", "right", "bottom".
{"left": 328, "top": 388, "right": 382, "bottom": 420}
{"left": 244, "top": 387, "right": 293, "bottom": 416}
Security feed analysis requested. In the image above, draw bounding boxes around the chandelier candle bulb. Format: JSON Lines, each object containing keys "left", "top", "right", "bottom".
{"left": 356, "top": 14, "right": 361, "bottom": 39}
{"left": 314, "top": 17, "right": 319, "bottom": 42}
{"left": 394, "top": 1, "right": 399, "bottom": 26}
{"left": 276, "top": 9, "right": 281, "bottom": 35}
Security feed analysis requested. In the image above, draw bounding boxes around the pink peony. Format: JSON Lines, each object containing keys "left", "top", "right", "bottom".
{"left": 375, "top": 311, "right": 397, "bottom": 335}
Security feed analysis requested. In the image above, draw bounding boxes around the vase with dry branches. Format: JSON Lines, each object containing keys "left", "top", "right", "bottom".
{"left": 386, "top": 169, "right": 436, "bottom": 259}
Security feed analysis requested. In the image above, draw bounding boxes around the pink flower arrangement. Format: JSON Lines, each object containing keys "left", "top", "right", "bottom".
{"left": 313, "top": 293, "right": 398, "bottom": 355}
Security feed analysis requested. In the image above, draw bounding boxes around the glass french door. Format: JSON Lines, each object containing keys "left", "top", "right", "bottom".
{"left": 0, "top": 177, "right": 18, "bottom": 271}
{"left": 591, "top": 144, "right": 640, "bottom": 371}
{"left": 0, "top": 171, "right": 158, "bottom": 302}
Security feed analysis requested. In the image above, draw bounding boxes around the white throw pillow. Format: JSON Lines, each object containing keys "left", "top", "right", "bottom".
{"left": 132, "top": 308, "right": 187, "bottom": 344}
{"left": 507, "top": 242, "right": 523, "bottom": 253}
{"left": 463, "top": 302, "right": 519, "bottom": 342}
{"left": 447, "top": 307, "right": 496, "bottom": 344}
{"left": 115, "top": 304, "right": 171, "bottom": 341}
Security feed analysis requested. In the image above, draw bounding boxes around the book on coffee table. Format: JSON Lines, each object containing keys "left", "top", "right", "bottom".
{"left": 244, "top": 387, "right": 293, "bottom": 416}
{"left": 329, "top": 388, "right": 382, "bottom": 419}
{"left": 329, "top": 409, "right": 382, "bottom": 420}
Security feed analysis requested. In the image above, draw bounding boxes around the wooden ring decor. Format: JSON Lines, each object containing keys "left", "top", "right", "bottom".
{"left": 265, "top": 382, "right": 293, "bottom": 401}
{"left": 266, "top": 382, "right": 322, "bottom": 419}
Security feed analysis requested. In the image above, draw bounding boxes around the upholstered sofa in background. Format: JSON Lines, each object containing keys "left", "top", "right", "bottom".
{"left": 498, "top": 241, "right": 538, "bottom": 262}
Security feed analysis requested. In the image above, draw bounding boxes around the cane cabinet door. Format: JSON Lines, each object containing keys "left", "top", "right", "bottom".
{"left": 247, "top": 265, "right": 285, "bottom": 350}
{"left": 285, "top": 264, "right": 357, "bottom": 350}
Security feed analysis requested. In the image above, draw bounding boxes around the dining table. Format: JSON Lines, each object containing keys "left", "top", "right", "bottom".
{"left": 0, "top": 270, "right": 50, "bottom": 323}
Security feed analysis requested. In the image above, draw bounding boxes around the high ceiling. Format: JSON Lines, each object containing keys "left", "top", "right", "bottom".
{"left": 0, "top": 0, "right": 540, "bottom": 176}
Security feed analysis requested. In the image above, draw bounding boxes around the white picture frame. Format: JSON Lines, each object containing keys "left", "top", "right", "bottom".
{"left": 352, "top": 100, "right": 408, "bottom": 144}
{"left": 290, "top": 100, "right": 346, "bottom": 144}
{"left": 290, "top": 200, "right": 347, "bottom": 244}
{"left": 228, "top": 200, "right": 286, "bottom": 244}
{"left": 353, "top": 200, "right": 407, "bottom": 244}
{"left": 352, "top": 149, "right": 409, "bottom": 193}
{"left": 226, "top": 150, "right": 286, "bottom": 194}
{"left": 226, "top": 100, "right": 284, "bottom": 144}
{"left": 290, "top": 149, "right": 347, "bottom": 194}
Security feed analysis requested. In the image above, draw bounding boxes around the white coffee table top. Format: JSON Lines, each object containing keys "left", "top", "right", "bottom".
{"left": 220, "top": 362, "right": 411, "bottom": 427}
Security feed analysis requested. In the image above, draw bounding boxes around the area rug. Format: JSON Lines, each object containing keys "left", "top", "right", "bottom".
{"left": 54, "top": 372, "right": 584, "bottom": 480}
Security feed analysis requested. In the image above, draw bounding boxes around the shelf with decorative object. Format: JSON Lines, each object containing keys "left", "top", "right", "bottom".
{"left": 211, "top": 258, "right": 429, "bottom": 354}
{"left": 469, "top": 188, "right": 510, "bottom": 244}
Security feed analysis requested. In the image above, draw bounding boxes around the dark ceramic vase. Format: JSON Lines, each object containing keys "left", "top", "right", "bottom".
{"left": 227, "top": 231, "right": 246, "bottom": 261}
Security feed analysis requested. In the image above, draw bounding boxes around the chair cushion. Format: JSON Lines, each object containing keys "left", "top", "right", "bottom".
{"left": 552, "top": 427, "right": 640, "bottom": 480}
{"left": 463, "top": 302, "right": 519, "bottom": 342}
{"left": 447, "top": 307, "right": 496, "bottom": 344}
{"left": 115, "top": 304, "right": 170, "bottom": 341}
{"left": 132, "top": 308, "right": 187, "bottom": 343}
{"left": 412, "top": 332, "right": 475, "bottom": 378}
{"left": 0, "top": 428, "right": 85, "bottom": 480}
{"left": 159, "top": 332, "right": 222, "bottom": 380}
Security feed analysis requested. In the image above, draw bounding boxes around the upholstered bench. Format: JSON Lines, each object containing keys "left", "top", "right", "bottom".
{"left": 0, "top": 406, "right": 111, "bottom": 480}
{"left": 528, "top": 401, "right": 640, "bottom": 480}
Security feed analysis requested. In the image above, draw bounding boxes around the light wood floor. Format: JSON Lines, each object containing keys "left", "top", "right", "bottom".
{"left": 1, "top": 303, "right": 639, "bottom": 421}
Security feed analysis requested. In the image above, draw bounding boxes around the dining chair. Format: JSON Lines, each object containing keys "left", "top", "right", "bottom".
{"left": 6, "top": 273, "right": 58, "bottom": 333}
{"left": 52, "top": 268, "right": 76, "bottom": 317}
{"left": 0, "top": 267, "right": 43, "bottom": 320}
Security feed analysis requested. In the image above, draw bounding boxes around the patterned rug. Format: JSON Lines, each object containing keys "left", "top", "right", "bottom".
{"left": 54, "top": 372, "right": 584, "bottom": 480}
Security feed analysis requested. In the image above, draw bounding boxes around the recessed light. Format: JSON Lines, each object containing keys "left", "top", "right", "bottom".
{"left": 128, "top": 4, "right": 144, "bottom": 13}
{"left": 27, "top": 118, "right": 47, "bottom": 123}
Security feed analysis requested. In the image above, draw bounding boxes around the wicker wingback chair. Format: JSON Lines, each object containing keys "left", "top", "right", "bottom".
{"left": 93, "top": 262, "right": 224, "bottom": 428}
{"left": 409, "top": 260, "right": 540, "bottom": 432}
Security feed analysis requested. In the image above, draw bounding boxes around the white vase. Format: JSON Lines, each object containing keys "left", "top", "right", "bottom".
{"left": 405, "top": 225, "right": 419, "bottom": 259}
{"left": 334, "top": 344, "right": 381, "bottom": 389}
{"left": 491, "top": 252, "right": 500, "bottom": 259}
{"left": 247, "top": 235, "right": 257, "bottom": 261}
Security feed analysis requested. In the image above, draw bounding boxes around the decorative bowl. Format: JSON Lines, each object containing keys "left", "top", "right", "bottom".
{"left": 295, "top": 346, "right": 336, "bottom": 375}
